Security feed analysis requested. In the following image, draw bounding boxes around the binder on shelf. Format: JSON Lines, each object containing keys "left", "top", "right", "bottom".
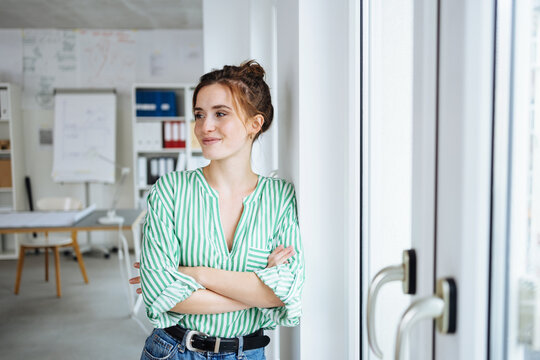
{"left": 135, "top": 122, "right": 162, "bottom": 151}
{"left": 0, "top": 89, "right": 9, "bottom": 120}
{"left": 163, "top": 121, "right": 186, "bottom": 148}
{"left": 148, "top": 158, "right": 159, "bottom": 185}
{"left": 176, "top": 153, "right": 187, "bottom": 171}
{"left": 144, "top": 155, "right": 179, "bottom": 186}
{"left": 136, "top": 90, "right": 177, "bottom": 117}
{"left": 137, "top": 157, "right": 147, "bottom": 187}
{"left": 166, "top": 158, "right": 174, "bottom": 174}
{"left": 158, "top": 158, "right": 167, "bottom": 177}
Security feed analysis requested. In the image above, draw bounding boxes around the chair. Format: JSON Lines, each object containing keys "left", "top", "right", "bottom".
{"left": 14, "top": 197, "right": 89, "bottom": 297}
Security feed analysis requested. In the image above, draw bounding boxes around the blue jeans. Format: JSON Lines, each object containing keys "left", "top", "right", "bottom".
{"left": 140, "top": 328, "right": 266, "bottom": 360}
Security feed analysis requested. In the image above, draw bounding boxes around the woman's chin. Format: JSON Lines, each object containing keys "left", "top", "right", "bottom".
{"left": 200, "top": 150, "right": 224, "bottom": 161}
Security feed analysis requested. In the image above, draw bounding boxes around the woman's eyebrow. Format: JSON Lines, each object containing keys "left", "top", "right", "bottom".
{"left": 211, "top": 104, "right": 232, "bottom": 110}
{"left": 193, "top": 104, "right": 232, "bottom": 112}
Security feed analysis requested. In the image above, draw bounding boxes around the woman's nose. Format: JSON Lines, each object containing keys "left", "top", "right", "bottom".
{"left": 198, "top": 117, "right": 215, "bottom": 133}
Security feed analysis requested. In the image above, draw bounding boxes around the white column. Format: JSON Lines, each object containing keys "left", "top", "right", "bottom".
{"left": 202, "top": 0, "right": 277, "bottom": 176}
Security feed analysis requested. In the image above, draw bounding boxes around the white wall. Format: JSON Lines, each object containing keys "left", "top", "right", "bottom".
{"left": 276, "top": 0, "right": 300, "bottom": 357}
{"left": 275, "top": 0, "right": 356, "bottom": 358}
{"left": 296, "top": 0, "right": 351, "bottom": 358}
{"left": 202, "top": 0, "right": 277, "bottom": 177}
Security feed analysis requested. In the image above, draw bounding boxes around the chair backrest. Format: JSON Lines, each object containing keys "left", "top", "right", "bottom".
{"left": 36, "top": 197, "right": 83, "bottom": 211}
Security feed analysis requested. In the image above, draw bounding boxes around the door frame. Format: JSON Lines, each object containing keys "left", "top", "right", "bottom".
{"left": 434, "top": 0, "right": 495, "bottom": 358}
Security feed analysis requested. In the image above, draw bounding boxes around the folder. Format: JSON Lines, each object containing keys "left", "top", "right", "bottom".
{"left": 148, "top": 158, "right": 159, "bottom": 184}
{"left": 0, "top": 89, "right": 9, "bottom": 120}
{"left": 136, "top": 90, "right": 177, "bottom": 117}
{"left": 163, "top": 121, "right": 186, "bottom": 148}
{"left": 135, "top": 123, "right": 162, "bottom": 151}
{"left": 158, "top": 158, "right": 166, "bottom": 177}
{"left": 166, "top": 158, "right": 174, "bottom": 174}
{"left": 176, "top": 153, "right": 186, "bottom": 171}
{"left": 138, "top": 157, "right": 147, "bottom": 186}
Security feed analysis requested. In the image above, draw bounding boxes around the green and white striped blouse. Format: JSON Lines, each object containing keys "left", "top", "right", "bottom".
{"left": 140, "top": 167, "right": 304, "bottom": 337}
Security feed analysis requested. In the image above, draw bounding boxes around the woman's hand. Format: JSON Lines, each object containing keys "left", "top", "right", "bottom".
{"left": 129, "top": 262, "right": 142, "bottom": 295}
{"left": 266, "top": 245, "right": 295, "bottom": 268}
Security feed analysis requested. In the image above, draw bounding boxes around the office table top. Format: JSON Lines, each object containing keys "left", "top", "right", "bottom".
{"left": 0, "top": 209, "right": 146, "bottom": 234}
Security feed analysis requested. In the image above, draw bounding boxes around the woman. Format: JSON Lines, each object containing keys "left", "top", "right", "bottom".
{"left": 131, "top": 60, "right": 305, "bottom": 360}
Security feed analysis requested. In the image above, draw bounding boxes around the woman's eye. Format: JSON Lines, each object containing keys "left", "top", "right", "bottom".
{"left": 194, "top": 113, "right": 204, "bottom": 120}
{"left": 216, "top": 112, "right": 226, "bottom": 117}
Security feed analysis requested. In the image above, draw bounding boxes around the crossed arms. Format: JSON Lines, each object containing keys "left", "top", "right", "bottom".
{"left": 131, "top": 245, "right": 295, "bottom": 315}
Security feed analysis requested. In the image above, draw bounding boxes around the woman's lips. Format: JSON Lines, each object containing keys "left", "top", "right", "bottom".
{"left": 202, "top": 138, "right": 221, "bottom": 145}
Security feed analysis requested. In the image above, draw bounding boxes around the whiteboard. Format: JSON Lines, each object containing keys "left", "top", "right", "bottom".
{"left": 52, "top": 91, "right": 116, "bottom": 183}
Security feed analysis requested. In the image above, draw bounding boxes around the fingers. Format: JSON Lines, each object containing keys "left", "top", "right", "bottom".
{"left": 130, "top": 263, "right": 142, "bottom": 295}
{"left": 267, "top": 245, "right": 296, "bottom": 268}
{"left": 274, "top": 246, "right": 295, "bottom": 264}
{"left": 270, "top": 244, "right": 284, "bottom": 255}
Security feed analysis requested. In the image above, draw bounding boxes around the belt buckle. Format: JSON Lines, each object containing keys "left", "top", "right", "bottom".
{"left": 185, "top": 330, "right": 209, "bottom": 353}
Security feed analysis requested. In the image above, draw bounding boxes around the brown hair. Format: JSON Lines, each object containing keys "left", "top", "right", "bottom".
{"left": 192, "top": 60, "right": 273, "bottom": 141}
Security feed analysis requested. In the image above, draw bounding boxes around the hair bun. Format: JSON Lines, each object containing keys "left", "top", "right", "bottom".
{"left": 239, "top": 60, "right": 266, "bottom": 79}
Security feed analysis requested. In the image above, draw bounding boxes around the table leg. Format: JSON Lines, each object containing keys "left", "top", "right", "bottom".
{"left": 53, "top": 246, "right": 61, "bottom": 298}
{"left": 71, "top": 231, "right": 89, "bottom": 284}
{"left": 45, "top": 248, "right": 49, "bottom": 282}
{"left": 14, "top": 246, "right": 25, "bottom": 294}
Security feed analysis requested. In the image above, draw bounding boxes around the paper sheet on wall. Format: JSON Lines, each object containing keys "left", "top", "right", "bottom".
{"left": 77, "top": 30, "right": 136, "bottom": 92}
{"left": 0, "top": 29, "right": 23, "bottom": 85}
{"left": 135, "top": 30, "right": 203, "bottom": 83}
{"left": 22, "top": 29, "right": 78, "bottom": 109}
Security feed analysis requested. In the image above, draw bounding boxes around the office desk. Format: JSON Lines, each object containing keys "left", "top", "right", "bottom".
{"left": 0, "top": 209, "right": 147, "bottom": 320}
{"left": 0, "top": 208, "right": 146, "bottom": 258}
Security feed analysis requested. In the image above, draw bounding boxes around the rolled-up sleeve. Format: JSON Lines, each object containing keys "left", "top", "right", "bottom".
{"left": 141, "top": 178, "right": 204, "bottom": 328}
{"left": 255, "top": 186, "right": 305, "bottom": 327}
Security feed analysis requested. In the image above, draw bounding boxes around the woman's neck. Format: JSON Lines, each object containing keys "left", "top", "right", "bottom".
{"left": 203, "top": 158, "right": 258, "bottom": 197}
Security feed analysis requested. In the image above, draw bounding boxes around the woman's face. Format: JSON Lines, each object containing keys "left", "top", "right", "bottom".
{"left": 193, "top": 83, "right": 252, "bottom": 161}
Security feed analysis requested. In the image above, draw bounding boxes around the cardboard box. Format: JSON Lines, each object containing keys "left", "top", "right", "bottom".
{"left": 0, "top": 159, "right": 12, "bottom": 187}
{"left": 0, "top": 139, "right": 10, "bottom": 150}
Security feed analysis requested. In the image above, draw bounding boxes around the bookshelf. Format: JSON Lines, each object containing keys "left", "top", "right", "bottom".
{"left": 131, "top": 84, "right": 209, "bottom": 208}
{"left": 0, "top": 83, "right": 25, "bottom": 259}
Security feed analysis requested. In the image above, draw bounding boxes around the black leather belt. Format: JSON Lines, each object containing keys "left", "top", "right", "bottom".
{"left": 164, "top": 325, "right": 270, "bottom": 353}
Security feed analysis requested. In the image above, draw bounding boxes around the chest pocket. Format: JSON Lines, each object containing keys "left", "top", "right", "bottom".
{"left": 246, "top": 246, "right": 270, "bottom": 272}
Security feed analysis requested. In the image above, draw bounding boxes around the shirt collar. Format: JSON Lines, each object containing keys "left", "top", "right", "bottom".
{"left": 195, "top": 167, "right": 265, "bottom": 204}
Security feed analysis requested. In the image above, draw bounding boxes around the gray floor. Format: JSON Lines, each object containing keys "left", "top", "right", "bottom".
{"left": 0, "top": 250, "right": 152, "bottom": 360}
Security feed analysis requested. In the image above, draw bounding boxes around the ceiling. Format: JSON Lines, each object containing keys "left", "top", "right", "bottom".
{"left": 0, "top": 0, "right": 202, "bottom": 29}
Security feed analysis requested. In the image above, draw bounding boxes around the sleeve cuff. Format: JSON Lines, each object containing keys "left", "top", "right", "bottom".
{"left": 255, "top": 265, "right": 303, "bottom": 326}
{"left": 144, "top": 270, "right": 205, "bottom": 324}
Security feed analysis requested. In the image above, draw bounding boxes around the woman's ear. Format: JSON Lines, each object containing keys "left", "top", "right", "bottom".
{"left": 249, "top": 114, "right": 265, "bottom": 137}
